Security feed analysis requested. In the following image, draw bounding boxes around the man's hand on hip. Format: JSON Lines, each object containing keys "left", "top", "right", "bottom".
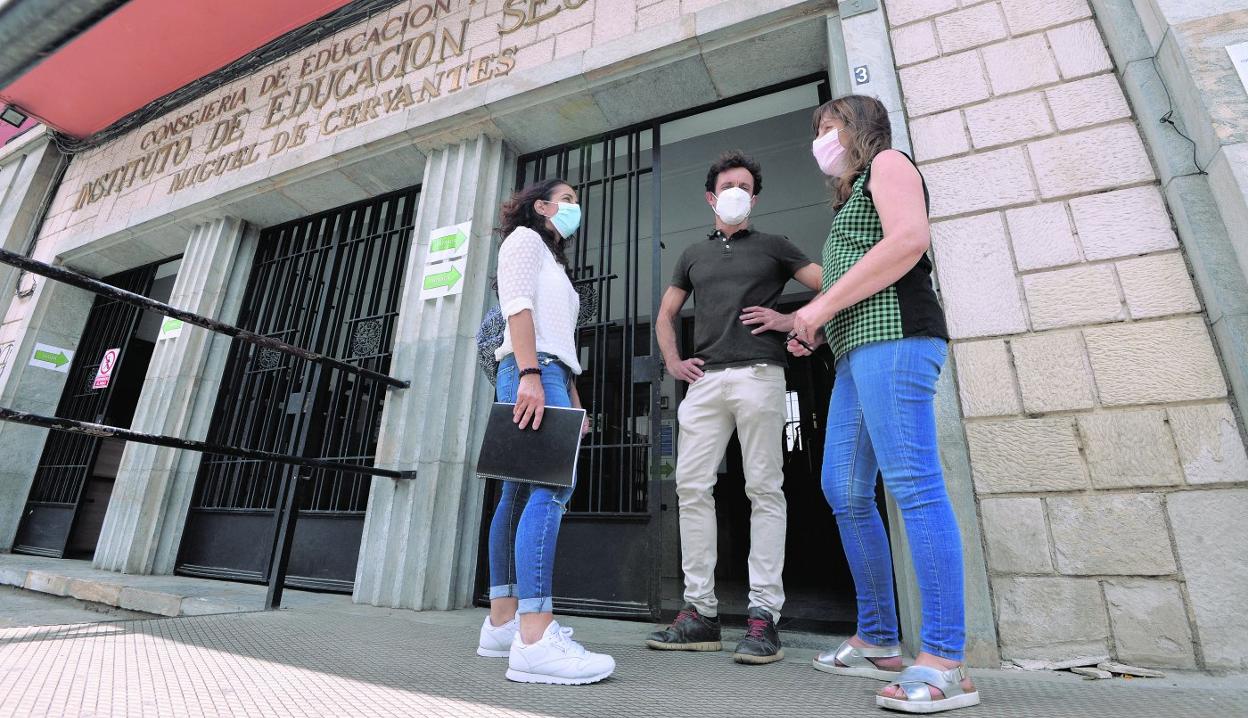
{"left": 740, "top": 306, "right": 793, "bottom": 335}
{"left": 666, "top": 357, "right": 706, "bottom": 383}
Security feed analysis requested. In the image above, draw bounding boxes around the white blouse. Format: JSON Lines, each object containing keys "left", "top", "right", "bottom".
{"left": 494, "top": 227, "right": 582, "bottom": 374}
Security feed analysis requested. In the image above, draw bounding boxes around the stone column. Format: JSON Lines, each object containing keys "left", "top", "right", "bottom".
{"left": 354, "top": 135, "right": 512, "bottom": 610}
{"left": 831, "top": 8, "right": 1001, "bottom": 666}
{"left": 1087, "top": 0, "right": 1248, "bottom": 672}
{"left": 0, "top": 131, "right": 62, "bottom": 326}
{"left": 0, "top": 131, "right": 74, "bottom": 549}
{"left": 93, "top": 217, "right": 257, "bottom": 574}
{"left": 0, "top": 280, "right": 94, "bottom": 550}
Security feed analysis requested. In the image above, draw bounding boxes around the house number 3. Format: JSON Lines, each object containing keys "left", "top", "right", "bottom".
{"left": 854, "top": 65, "right": 870, "bottom": 85}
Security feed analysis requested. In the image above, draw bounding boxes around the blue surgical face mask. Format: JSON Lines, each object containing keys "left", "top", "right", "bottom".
{"left": 550, "top": 202, "right": 581, "bottom": 238}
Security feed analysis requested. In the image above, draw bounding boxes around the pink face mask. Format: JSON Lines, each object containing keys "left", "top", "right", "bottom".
{"left": 812, "top": 129, "right": 848, "bottom": 177}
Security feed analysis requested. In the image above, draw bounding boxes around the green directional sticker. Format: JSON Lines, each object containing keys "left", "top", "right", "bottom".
{"left": 423, "top": 265, "right": 462, "bottom": 291}
{"left": 159, "top": 318, "right": 184, "bottom": 340}
{"left": 29, "top": 342, "right": 74, "bottom": 373}
{"left": 420, "top": 259, "right": 467, "bottom": 300}
{"left": 428, "top": 221, "right": 471, "bottom": 260}
{"left": 430, "top": 228, "right": 468, "bottom": 254}
{"left": 34, "top": 349, "right": 69, "bottom": 366}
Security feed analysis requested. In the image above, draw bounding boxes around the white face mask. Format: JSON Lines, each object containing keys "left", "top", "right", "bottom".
{"left": 712, "top": 187, "right": 753, "bottom": 225}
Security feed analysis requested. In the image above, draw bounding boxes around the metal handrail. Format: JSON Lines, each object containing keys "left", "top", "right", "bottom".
{"left": 0, "top": 248, "right": 410, "bottom": 389}
{"left": 0, "top": 248, "right": 419, "bottom": 609}
{"left": 0, "top": 407, "right": 415, "bottom": 479}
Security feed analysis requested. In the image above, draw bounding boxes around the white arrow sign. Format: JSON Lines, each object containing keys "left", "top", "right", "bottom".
{"left": 1229, "top": 42, "right": 1248, "bottom": 96}
{"left": 29, "top": 342, "right": 74, "bottom": 373}
{"left": 420, "top": 258, "right": 467, "bottom": 300}
{"left": 427, "top": 221, "right": 472, "bottom": 263}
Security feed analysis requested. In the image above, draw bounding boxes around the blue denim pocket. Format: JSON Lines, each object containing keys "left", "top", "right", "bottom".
{"left": 496, "top": 359, "right": 519, "bottom": 403}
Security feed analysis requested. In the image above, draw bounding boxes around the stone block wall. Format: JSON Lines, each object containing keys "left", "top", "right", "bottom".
{"left": 885, "top": 0, "right": 1248, "bottom": 670}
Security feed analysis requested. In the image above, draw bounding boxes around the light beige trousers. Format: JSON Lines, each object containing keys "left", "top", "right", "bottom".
{"left": 674, "top": 364, "right": 787, "bottom": 620}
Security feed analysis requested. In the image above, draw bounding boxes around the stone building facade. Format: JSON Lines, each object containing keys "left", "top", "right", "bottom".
{"left": 883, "top": 0, "right": 1248, "bottom": 671}
{"left": 0, "top": 0, "right": 1244, "bottom": 671}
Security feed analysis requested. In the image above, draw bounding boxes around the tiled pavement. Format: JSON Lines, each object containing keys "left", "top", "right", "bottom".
{"left": 1, "top": 598, "right": 1245, "bottom": 718}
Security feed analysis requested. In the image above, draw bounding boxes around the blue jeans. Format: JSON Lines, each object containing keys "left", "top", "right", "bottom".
{"left": 821, "top": 337, "right": 965, "bottom": 661}
{"left": 487, "top": 353, "right": 576, "bottom": 615}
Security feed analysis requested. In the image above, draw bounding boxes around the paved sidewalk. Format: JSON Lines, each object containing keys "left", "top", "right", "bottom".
{"left": 1, "top": 596, "right": 1245, "bottom": 718}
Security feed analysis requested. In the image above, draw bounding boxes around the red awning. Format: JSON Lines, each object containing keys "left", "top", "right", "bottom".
{"left": 0, "top": 0, "right": 354, "bottom": 139}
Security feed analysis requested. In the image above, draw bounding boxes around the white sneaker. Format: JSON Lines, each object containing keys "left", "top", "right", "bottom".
{"left": 506, "top": 621, "right": 615, "bottom": 685}
{"left": 477, "top": 615, "right": 517, "bottom": 658}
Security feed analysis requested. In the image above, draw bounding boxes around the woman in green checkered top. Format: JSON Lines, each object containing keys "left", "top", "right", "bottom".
{"left": 788, "top": 95, "right": 979, "bottom": 714}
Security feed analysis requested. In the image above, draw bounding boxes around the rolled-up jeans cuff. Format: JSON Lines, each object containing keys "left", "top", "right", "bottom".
{"left": 489, "top": 584, "right": 517, "bottom": 600}
{"left": 518, "top": 597, "right": 553, "bottom": 614}
{"left": 923, "top": 643, "right": 964, "bottom": 662}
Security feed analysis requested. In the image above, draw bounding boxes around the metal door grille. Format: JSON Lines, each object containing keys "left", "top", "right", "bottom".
{"left": 190, "top": 188, "right": 417, "bottom": 516}
{"left": 517, "top": 127, "right": 659, "bottom": 515}
{"left": 15, "top": 265, "right": 157, "bottom": 556}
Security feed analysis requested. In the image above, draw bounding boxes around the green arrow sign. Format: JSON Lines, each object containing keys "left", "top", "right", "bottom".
{"left": 34, "top": 349, "right": 70, "bottom": 367}
{"left": 430, "top": 228, "right": 468, "bottom": 254}
{"left": 29, "top": 342, "right": 74, "bottom": 373}
{"left": 159, "top": 318, "right": 184, "bottom": 340}
{"left": 423, "top": 265, "right": 462, "bottom": 291}
{"left": 659, "top": 463, "right": 675, "bottom": 478}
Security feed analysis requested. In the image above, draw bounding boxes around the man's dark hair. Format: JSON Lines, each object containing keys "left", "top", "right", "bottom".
{"left": 704, "top": 150, "right": 762, "bottom": 195}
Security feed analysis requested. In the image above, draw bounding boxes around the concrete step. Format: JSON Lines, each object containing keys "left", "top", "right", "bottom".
{"left": 0, "top": 553, "right": 329, "bottom": 617}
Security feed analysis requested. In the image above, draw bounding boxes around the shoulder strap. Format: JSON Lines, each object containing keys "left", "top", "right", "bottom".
{"left": 861, "top": 150, "right": 931, "bottom": 215}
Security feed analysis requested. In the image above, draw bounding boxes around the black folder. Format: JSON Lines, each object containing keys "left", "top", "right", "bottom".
{"left": 476, "top": 402, "right": 585, "bottom": 488}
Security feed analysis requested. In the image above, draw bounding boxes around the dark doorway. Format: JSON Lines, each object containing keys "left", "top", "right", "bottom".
{"left": 473, "top": 76, "right": 846, "bottom": 623}
{"left": 774, "top": 298, "right": 861, "bottom": 633}
{"left": 14, "top": 258, "right": 181, "bottom": 559}
{"left": 176, "top": 187, "right": 418, "bottom": 592}
{"left": 665, "top": 298, "right": 880, "bottom": 634}
{"left": 650, "top": 77, "right": 875, "bottom": 632}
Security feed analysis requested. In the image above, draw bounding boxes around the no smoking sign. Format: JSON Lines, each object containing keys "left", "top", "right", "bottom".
{"left": 93, "top": 347, "right": 120, "bottom": 390}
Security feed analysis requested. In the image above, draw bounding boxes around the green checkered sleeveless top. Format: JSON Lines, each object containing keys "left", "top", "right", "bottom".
{"left": 821, "top": 153, "right": 948, "bottom": 359}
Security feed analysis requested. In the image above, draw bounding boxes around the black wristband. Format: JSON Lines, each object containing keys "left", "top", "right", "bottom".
{"left": 519, "top": 367, "right": 542, "bottom": 378}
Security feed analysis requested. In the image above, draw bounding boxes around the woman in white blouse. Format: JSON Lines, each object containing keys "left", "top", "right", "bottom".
{"left": 475, "top": 179, "right": 615, "bottom": 685}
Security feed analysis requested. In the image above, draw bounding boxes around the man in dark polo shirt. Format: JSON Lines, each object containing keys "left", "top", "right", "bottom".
{"left": 646, "top": 151, "right": 822, "bottom": 664}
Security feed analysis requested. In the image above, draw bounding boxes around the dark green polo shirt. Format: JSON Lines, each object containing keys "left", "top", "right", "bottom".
{"left": 670, "top": 227, "right": 811, "bottom": 370}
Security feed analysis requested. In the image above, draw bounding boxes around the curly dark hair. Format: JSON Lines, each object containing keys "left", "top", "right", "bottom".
{"left": 496, "top": 178, "right": 573, "bottom": 268}
{"left": 704, "top": 150, "right": 762, "bottom": 195}
{"left": 493, "top": 179, "right": 574, "bottom": 291}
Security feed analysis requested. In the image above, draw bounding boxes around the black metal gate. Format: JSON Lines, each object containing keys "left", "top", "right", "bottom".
{"left": 13, "top": 265, "right": 158, "bottom": 557}
{"left": 479, "top": 125, "right": 664, "bottom": 618}
{"left": 177, "top": 187, "right": 418, "bottom": 592}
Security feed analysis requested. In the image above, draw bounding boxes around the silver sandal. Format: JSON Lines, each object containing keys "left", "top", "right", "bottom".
{"left": 813, "top": 639, "right": 903, "bottom": 681}
{"left": 876, "top": 664, "right": 980, "bottom": 714}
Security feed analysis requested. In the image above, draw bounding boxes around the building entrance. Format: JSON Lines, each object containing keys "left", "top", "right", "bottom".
{"left": 176, "top": 187, "right": 418, "bottom": 592}
{"left": 477, "top": 77, "right": 868, "bottom": 628}
{"left": 14, "top": 258, "right": 181, "bottom": 559}
{"left": 655, "top": 80, "right": 873, "bottom": 632}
